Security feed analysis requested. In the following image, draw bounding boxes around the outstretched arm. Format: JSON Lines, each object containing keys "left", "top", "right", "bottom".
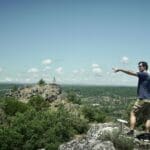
{"left": 112, "top": 68, "right": 137, "bottom": 77}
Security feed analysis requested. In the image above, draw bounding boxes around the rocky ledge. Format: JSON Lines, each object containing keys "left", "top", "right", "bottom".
{"left": 59, "top": 123, "right": 150, "bottom": 150}
{"left": 6, "top": 83, "right": 62, "bottom": 103}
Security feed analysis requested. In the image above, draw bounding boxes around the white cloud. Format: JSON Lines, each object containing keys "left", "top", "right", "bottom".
{"left": 107, "top": 71, "right": 110, "bottom": 75}
{"left": 28, "top": 68, "right": 39, "bottom": 73}
{"left": 15, "top": 78, "right": 19, "bottom": 82}
{"left": 56, "top": 67, "right": 63, "bottom": 74}
{"left": 25, "top": 78, "right": 31, "bottom": 82}
{"left": 0, "top": 68, "right": 2, "bottom": 72}
{"left": 91, "top": 63, "right": 102, "bottom": 76}
{"left": 5, "top": 77, "right": 12, "bottom": 82}
{"left": 42, "top": 73, "right": 48, "bottom": 78}
{"left": 17, "top": 73, "right": 21, "bottom": 77}
{"left": 92, "top": 67, "right": 102, "bottom": 76}
{"left": 43, "top": 66, "right": 51, "bottom": 72}
{"left": 55, "top": 77, "right": 62, "bottom": 82}
{"left": 32, "top": 74, "right": 39, "bottom": 78}
{"left": 42, "top": 59, "right": 52, "bottom": 65}
{"left": 73, "top": 70, "right": 79, "bottom": 74}
{"left": 121, "top": 56, "right": 129, "bottom": 64}
{"left": 44, "top": 78, "right": 51, "bottom": 82}
{"left": 73, "top": 69, "right": 85, "bottom": 74}
{"left": 80, "top": 69, "right": 85, "bottom": 73}
{"left": 92, "top": 64, "right": 99, "bottom": 68}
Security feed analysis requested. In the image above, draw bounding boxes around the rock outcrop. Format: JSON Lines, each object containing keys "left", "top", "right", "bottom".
{"left": 59, "top": 123, "right": 117, "bottom": 150}
{"left": 59, "top": 122, "right": 150, "bottom": 150}
{"left": 6, "top": 83, "right": 62, "bottom": 103}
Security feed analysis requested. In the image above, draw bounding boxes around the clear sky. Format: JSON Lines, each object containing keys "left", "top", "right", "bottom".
{"left": 0, "top": 0, "right": 150, "bottom": 85}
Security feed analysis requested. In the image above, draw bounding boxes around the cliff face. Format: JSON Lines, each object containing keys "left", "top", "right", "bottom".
{"left": 6, "top": 84, "right": 62, "bottom": 103}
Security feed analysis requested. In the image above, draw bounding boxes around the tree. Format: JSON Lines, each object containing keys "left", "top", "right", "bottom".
{"left": 67, "top": 91, "right": 81, "bottom": 104}
{"left": 28, "top": 96, "right": 49, "bottom": 111}
{"left": 12, "top": 85, "right": 18, "bottom": 92}
{"left": 38, "top": 79, "right": 46, "bottom": 86}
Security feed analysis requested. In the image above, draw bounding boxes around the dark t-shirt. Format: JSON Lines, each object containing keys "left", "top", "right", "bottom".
{"left": 137, "top": 71, "right": 150, "bottom": 99}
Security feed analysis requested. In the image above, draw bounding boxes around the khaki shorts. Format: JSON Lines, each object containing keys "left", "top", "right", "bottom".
{"left": 132, "top": 99, "right": 150, "bottom": 121}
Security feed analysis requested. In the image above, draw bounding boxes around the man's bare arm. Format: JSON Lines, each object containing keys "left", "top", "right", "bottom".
{"left": 112, "top": 68, "right": 137, "bottom": 77}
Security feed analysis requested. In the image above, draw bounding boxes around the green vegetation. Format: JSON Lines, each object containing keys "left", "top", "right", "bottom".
{"left": 63, "top": 85, "right": 137, "bottom": 121}
{"left": 81, "top": 105, "right": 106, "bottom": 123}
{"left": 12, "top": 85, "right": 18, "bottom": 92}
{"left": 0, "top": 84, "right": 138, "bottom": 149}
{"left": 38, "top": 79, "right": 46, "bottom": 86}
{"left": 0, "top": 97, "right": 88, "bottom": 150}
{"left": 2, "top": 98, "right": 28, "bottom": 116}
{"left": 28, "top": 95, "right": 49, "bottom": 111}
{"left": 67, "top": 91, "right": 81, "bottom": 104}
{"left": 0, "top": 83, "right": 29, "bottom": 97}
{"left": 62, "top": 85, "right": 136, "bottom": 98}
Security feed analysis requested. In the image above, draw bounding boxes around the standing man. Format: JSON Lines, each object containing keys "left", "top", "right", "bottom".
{"left": 113, "top": 61, "right": 150, "bottom": 136}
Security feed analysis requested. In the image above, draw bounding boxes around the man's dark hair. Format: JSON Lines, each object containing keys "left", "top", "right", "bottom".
{"left": 138, "top": 61, "right": 148, "bottom": 70}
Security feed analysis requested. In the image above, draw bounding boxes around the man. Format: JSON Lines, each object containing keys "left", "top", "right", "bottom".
{"left": 113, "top": 61, "right": 150, "bottom": 136}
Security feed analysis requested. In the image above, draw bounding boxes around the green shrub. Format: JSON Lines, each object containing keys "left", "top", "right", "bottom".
{"left": 0, "top": 105, "right": 88, "bottom": 150}
{"left": 70, "top": 116, "right": 89, "bottom": 134}
{"left": 67, "top": 91, "right": 81, "bottom": 104}
{"left": 0, "top": 127, "right": 23, "bottom": 150}
{"left": 38, "top": 79, "right": 46, "bottom": 86}
{"left": 82, "top": 105, "right": 106, "bottom": 123}
{"left": 3, "top": 98, "right": 28, "bottom": 116}
{"left": 28, "top": 95, "right": 49, "bottom": 111}
{"left": 12, "top": 85, "right": 18, "bottom": 92}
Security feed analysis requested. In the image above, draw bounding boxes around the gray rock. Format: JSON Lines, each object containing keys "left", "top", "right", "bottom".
{"left": 92, "top": 141, "right": 115, "bottom": 150}
{"left": 59, "top": 123, "right": 116, "bottom": 150}
{"left": 6, "top": 84, "right": 62, "bottom": 103}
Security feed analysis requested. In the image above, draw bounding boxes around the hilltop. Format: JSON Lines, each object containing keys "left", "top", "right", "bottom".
{"left": 6, "top": 83, "right": 62, "bottom": 103}
{"left": 0, "top": 84, "right": 150, "bottom": 150}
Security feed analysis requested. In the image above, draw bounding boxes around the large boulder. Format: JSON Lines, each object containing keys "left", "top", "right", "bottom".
{"left": 59, "top": 140, "right": 115, "bottom": 150}
{"left": 59, "top": 123, "right": 117, "bottom": 150}
{"left": 59, "top": 121, "right": 150, "bottom": 150}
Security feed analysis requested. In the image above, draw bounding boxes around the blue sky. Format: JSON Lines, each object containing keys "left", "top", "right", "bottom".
{"left": 0, "top": 0, "right": 150, "bottom": 85}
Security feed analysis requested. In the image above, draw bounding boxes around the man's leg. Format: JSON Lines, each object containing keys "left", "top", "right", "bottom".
{"left": 130, "top": 111, "right": 136, "bottom": 130}
{"left": 143, "top": 101, "right": 150, "bottom": 132}
{"left": 127, "top": 99, "right": 140, "bottom": 136}
{"left": 145, "top": 120, "right": 150, "bottom": 133}
{"left": 127, "top": 111, "right": 136, "bottom": 136}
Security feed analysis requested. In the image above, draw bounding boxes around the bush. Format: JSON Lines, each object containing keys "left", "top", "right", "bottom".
{"left": 70, "top": 115, "right": 89, "bottom": 134}
{"left": 28, "top": 95, "right": 49, "bottom": 111}
{"left": 12, "top": 85, "right": 18, "bottom": 92}
{"left": 0, "top": 104, "right": 88, "bottom": 150}
{"left": 67, "top": 91, "right": 81, "bottom": 104}
{"left": 0, "top": 128, "right": 23, "bottom": 150}
{"left": 82, "top": 105, "right": 106, "bottom": 123}
{"left": 3, "top": 98, "right": 29, "bottom": 116}
{"left": 38, "top": 79, "right": 46, "bottom": 86}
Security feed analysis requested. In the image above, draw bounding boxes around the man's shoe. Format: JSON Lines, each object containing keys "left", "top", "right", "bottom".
{"left": 127, "top": 130, "right": 134, "bottom": 136}
{"left": 136, "top": 133, "right": 150, "bottom": 141}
